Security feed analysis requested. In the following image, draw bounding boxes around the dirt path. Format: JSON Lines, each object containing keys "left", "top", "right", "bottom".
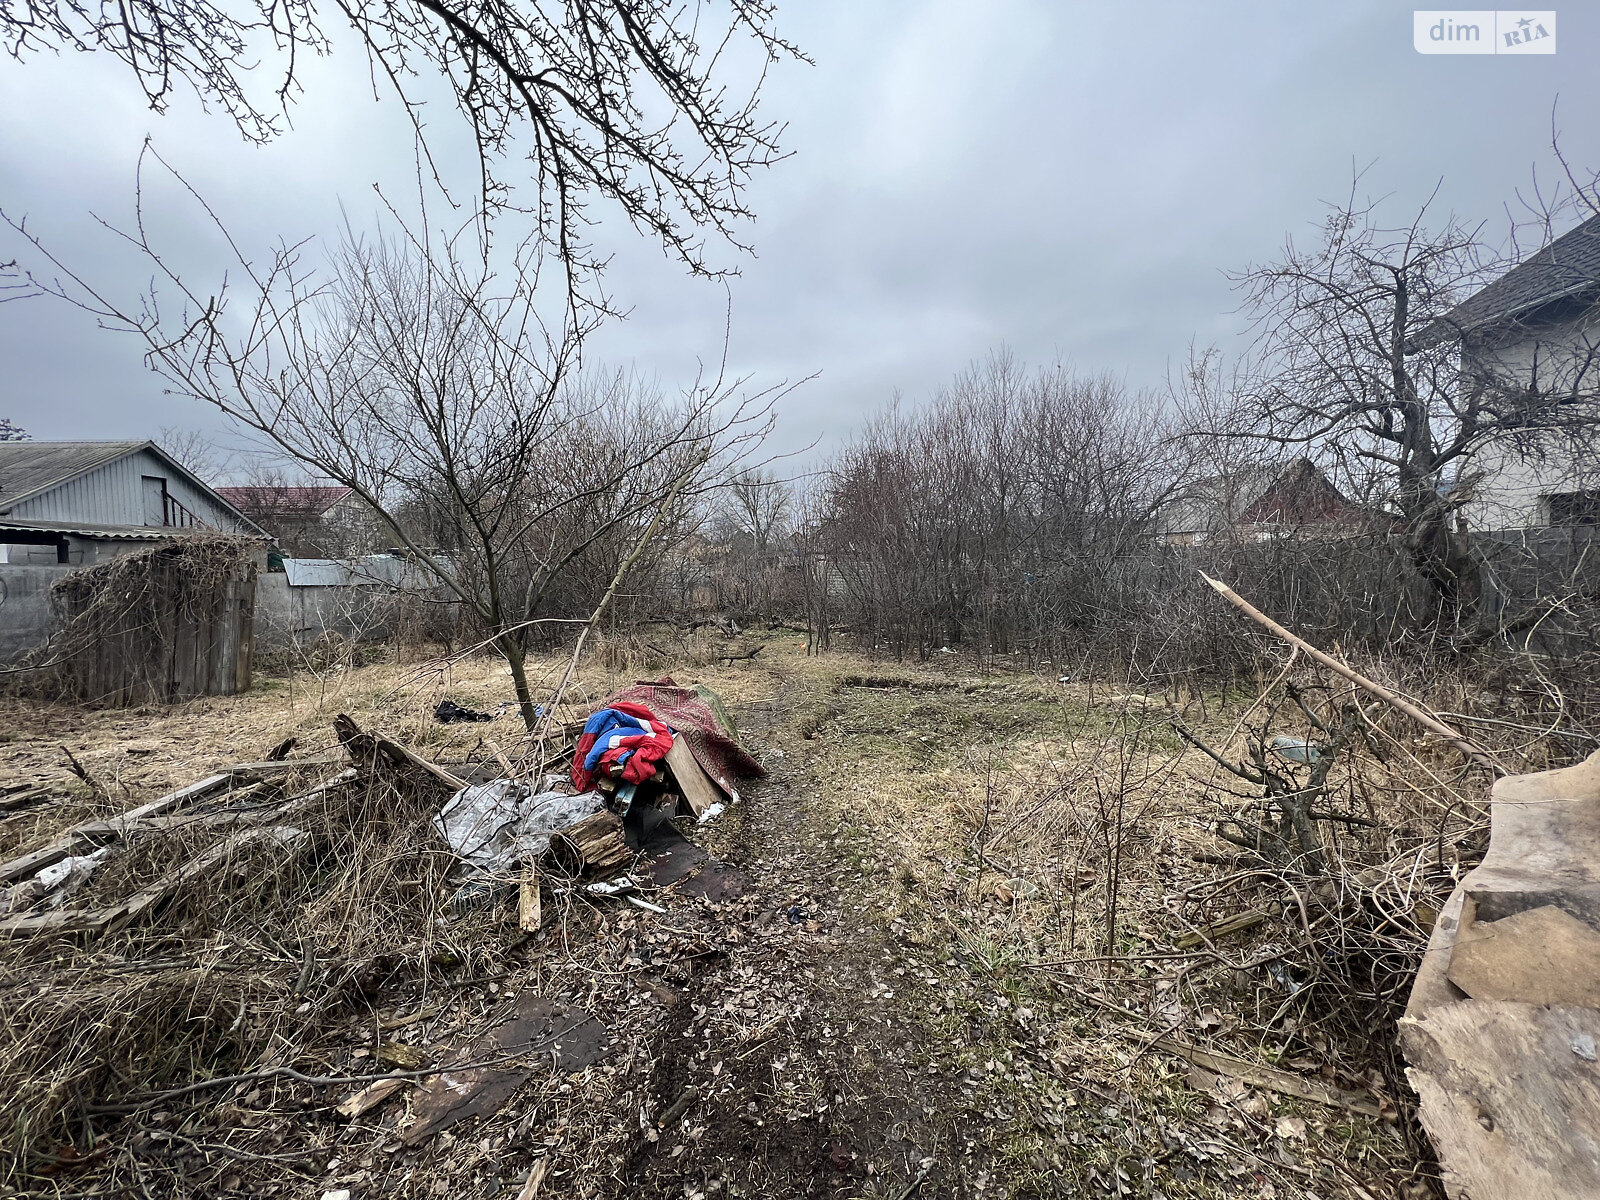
{"left": 604, "top": 682, "right": 979, "bottom": 1200}
{"left": 588, "top": 657, "right": 1420, "bottom": 1200}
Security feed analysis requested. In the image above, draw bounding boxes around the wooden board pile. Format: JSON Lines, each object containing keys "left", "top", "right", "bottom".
{"left": 0, "top": 760, "right": 352, "bottom": 938}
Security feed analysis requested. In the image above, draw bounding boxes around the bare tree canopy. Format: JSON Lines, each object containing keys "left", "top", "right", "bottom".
{"left": 1219, "top": 181, "right": 1600, "bottom": 623}
{"left": 4, "top": 158, "right": 784, "bottom": 725}
{"left": 720, "top": 468, "right": 790, "bottom": 553}
{"left": 1, "top": 0, "right": 802, "bottom": 291}
{"left": 823, "top": 352, "right": 1187, "bottom": 659}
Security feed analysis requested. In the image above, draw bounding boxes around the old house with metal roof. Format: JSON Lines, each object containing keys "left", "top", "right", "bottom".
{"left": 0, "top": 442, "right": 270, "bottom": 666}
{"left": 0, "top": 440, "right": 265, "bottom": 566}
{"left": 215, "top": 484, "right": 379, "bottom": 557}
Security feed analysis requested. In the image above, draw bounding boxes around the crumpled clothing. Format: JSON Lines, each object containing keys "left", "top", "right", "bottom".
{"left": 596, "top": 678, "right": 765, "bottom": 801}
{"left": 434, "top": 698, "right": 494, "bottom": 724}
{"left": 572, "top": 701, "right": 674, "bottom": 790}
{"left": 434, "top": 781, "right": 604, "bottom": 878}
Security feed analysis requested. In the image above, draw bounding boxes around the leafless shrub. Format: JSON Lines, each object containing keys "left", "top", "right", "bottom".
{"left": 8, "top": 160, "right": 789, "bottom": 730}
{"left": 822, "top": 352, "right": 1185, "bottom": 664}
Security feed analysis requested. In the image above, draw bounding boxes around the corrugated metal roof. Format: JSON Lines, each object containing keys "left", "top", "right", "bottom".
{"left": 0, "top": 517, "right": 184, "bottom": 541}
{"left": 0, "top": 442, "right": 146, "bottom": 510}
{"left": 0, "top": 441, "right": 270, "bottom": 538}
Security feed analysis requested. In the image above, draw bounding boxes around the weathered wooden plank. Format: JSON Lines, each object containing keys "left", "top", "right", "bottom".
{"left": 0, "top": 772, "right": 235, "bottom": 883}
{"left": 665, "top": 736, "right": 722, "bottom": 820}
{"left": 336, "top": 1077, "right": 412, "bottom": 1119}
{"left": 0, "top": 827, "right": 289, "bottom": 938}
{"left": 0, "top": 787, "right": 54, "bottom": 812}
{"left": 1152, "top": 1036, "right": 1380, "bottom": 1116}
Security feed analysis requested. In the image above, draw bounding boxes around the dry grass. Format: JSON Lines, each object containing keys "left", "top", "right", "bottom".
{"left": 752, "top": 642, "right": 1535, "bottom": 1197}
{"left": 0, "top": 637, "right": 790, "bottom": 1189}
{"left": 0, "top": 632, "right": 1569, "bottom": 1197}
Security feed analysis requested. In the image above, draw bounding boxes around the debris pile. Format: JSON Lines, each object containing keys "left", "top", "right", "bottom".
{"left": 0, "top": 672, "right": 765, "bottom": 1186}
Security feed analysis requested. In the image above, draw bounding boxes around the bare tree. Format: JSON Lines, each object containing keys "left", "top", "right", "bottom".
{"left": 1226, "top": 180, "right": 1600, "bottom": 627}
{"left": 5, "top": 172, "right": 782, "bottom": 729}
{"left": 157, "top": 426, "right": 236, "bottom": 482}
{"left": 723, "top": 468, "right": 791, "bottom": 554}
{"left": 2, "top": 1, "right": 803, "bottom": 301}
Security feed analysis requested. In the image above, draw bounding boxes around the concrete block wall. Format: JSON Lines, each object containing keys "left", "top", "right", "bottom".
{"left": 0, "top": 564, "right": 74, "bottom": 665}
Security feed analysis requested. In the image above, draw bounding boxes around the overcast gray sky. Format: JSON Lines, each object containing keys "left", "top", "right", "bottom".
{"left": 3, "top": 2, "right": 1598, "bottom": 464}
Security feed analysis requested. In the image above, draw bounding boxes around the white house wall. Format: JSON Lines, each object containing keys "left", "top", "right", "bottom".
{"left": 1462, "top": 434, "right": 1600, "bottom": 527}
{"left": 5, "top": 448, "right": 251, "bottom": 532}
{"left": 1461, "top": 310, "right": 1600, "bottom": 528}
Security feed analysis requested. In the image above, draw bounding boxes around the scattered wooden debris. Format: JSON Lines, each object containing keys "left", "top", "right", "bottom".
{"left": 1, "top": 827, "right": 301, "bottom": 938}
{"left": 0, "top": 772, "right": 237, "bottom": 884}
{"left": 665, "top": 735, "right": 722, "bottom": 820}
{"left": 334, "top": 713, "right": 467, "bottom": 792}
{"left": 0, "top": 783, "right": 57, "bottom": 812}
{"left": 1173, "top": 910, "right": 1269, "bottom": 948}
{"left": 514, "top": 1159, "right": 551, "bottom": 1200}
{"left": 519, "top": 863, "right": 543, "bottom": 932}
{"left": 399, "top": 992, "right": 609, "bottom": 1145}
{"left": 656, "top": 1084, "right": 701, "bottom": 1131}
{"left": 336, "top": 1077, "right": 412, "bottom": 1120}
{"left": 374, "top": 1042, "right": 430, "bottom": 1070}
{"left": 546, "top": 809, "right": 631, "bottom": 877}
{"left": 1154, "top": 1035, "right": 1380, "bottom": 1116}
{"left": 0, "top": 767, "right": 354, "bottom": 938}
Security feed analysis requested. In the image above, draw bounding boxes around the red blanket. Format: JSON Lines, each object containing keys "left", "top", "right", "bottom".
{"left": 590, "top": 677, "right": 765, "bottom": 801}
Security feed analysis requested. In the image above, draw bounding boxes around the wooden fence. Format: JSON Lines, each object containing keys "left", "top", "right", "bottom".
{"left": 48, "top": 538, "right": 257, "bottom": 706}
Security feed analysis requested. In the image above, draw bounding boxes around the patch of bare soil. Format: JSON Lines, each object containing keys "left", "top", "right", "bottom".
{"left": 606, "top": 721, "right": 968, "bottom": 1199}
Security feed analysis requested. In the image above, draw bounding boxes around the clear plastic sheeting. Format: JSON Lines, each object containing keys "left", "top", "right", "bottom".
{"left": 434, "top": 781, "right": 604, "bottom": 879}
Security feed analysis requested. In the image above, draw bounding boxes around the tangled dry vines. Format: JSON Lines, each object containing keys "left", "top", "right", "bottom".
{"left": 30, "top": 535, "right": 259, "bottom": 706}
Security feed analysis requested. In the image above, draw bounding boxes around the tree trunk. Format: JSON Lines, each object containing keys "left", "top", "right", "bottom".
{"left": 1400, "top": 485, "right": 1481, "bottom": 629}
{"left": 501, "top": 639, "right": 539, "bottom": 733}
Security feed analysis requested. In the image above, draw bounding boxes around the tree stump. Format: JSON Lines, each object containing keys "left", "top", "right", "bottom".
{"left": 546, "top": 809, "right": 631, "bottom": 877}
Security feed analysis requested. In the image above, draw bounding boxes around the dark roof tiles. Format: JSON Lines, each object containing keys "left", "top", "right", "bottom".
{"left": 1427, "top": 211, "right": 1600, "bottom": 344}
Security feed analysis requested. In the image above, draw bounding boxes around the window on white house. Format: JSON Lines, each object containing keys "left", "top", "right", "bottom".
{"left": 1545, "top": 491, "right": 1600, "bottom": 526}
